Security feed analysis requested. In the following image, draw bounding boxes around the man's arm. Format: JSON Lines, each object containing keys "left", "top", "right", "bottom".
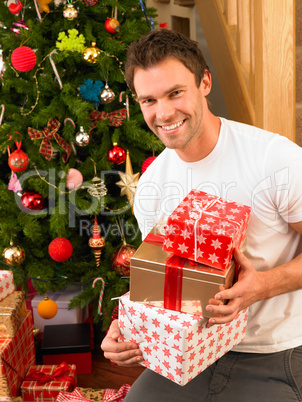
{"left": 206, "top": 221, "right": 302, "bottom": 326}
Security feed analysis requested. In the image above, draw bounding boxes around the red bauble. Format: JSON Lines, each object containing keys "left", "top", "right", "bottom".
{"left": 142, "top": 156, "right": 157, "bottom": 173}
{"left": 107, "top": 143, "right": 126, "bottom": 164}
{"left": 111, "top": 244, "right": 137, "bottom": 276}
{"left": 9, "top": 0, "right": 23, "bottom": 14}
{"left": 21, "top": 191, "right": 45, "bottom": 210}
{"left": 8, "top": 143, "right": 29, "bottom": 172}
{"left": 104, "top": 18, "right": 120, "bottom": 33}
{"left": 48, "top": 237, "right": 73, "bottom": 262}
{"left": 11, "top": 46, "right": 37, "bottom": 72}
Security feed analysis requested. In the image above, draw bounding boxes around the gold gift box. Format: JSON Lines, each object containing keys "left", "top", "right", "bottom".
{"left": 0, "top": 291, "right": 27, "bottom": 338}
{"left": 130, "top": 229, "right": 239, "bottom": 318}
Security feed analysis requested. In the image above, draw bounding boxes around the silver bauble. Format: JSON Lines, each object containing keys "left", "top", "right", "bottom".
{"left": 75, "top": 126, "right": 90, "bottom": 147}
{"left": 100, "top": 83, "right": 115, "bottom": 104}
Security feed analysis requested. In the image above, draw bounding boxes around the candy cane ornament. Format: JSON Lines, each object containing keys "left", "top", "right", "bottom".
{"left": 0, "top": 104, "right": 5, "bottom": 126}
{"left": 92, "top": 277, "right": 105, "bottom": 315}
{"left": 49, "top": 50, "right": 63, "bottom": 89}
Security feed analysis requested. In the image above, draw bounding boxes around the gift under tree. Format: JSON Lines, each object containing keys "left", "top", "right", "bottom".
{"left": 0, "top": 0, "right": 163, "bottom": 329}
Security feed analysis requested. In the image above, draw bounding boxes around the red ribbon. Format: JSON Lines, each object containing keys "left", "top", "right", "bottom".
{"left": 28, "top": 118, "right": 71, "bottom": 162}
{"left": 144, "top": 233, "right": 189, "bottom": 312}
{"left": 23, "top": 361, "right": 76, "bottom": 387}
{"left": 89, "top": 109, "right": 127, "bottom": 128}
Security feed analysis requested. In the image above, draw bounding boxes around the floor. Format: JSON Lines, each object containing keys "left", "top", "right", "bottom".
{"left": 77, "top": 349, "right": 145, "bottom": 390}
{"left": 35, "top": 323, "right": 145, "bottom": 391}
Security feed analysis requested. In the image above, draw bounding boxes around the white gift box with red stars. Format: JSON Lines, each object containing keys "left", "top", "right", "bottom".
{"left": 0, "top": 270, "right": 15, "bottom": 302}
{"left": 162, "top": 190, "right": 251, "bottom": 270}
{"left": 118, "top": 292, "right": 248, "bottom": 386}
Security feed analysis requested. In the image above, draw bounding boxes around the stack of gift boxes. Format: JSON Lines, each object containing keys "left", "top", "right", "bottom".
{"left": 120, "top": 190, "right": 251, "bottom": 386}
{"left": 0, "top": 270, "right": 77, "bottom": 401}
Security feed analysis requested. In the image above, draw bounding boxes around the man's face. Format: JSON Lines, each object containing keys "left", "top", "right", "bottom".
{"left": 134, "top": 57, "right": 210, "bottom": 157}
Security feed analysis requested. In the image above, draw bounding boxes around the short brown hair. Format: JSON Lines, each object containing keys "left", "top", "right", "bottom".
{"left": 125, "top": 29, "right": 210, "bottom": 94}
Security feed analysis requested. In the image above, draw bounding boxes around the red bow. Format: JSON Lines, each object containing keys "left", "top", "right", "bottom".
{"left": 89, "top": 109, "right": 127, "bottom": 128}
{"left": 23, "top": 361, "right": 76, "bottom": 387}
{"left": 28, "top": 118, "right": 71, "bottom": 162}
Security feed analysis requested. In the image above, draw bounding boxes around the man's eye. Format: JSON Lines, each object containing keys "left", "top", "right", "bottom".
{"left": 142, "top": 99, "right": 154, "bottom": 104}
{"left": 171, "top": 90, "right": 182, "bottom": 96}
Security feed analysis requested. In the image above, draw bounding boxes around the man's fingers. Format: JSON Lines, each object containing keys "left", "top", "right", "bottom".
{"left": 108, "top": 349, "right": 144, "bottom": 367}
{"left": 234, "top": 247, "right": 250, "bottom": 267}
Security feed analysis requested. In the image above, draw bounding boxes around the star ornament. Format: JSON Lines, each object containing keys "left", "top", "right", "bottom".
{"left": 36, "top": 0, "right": 52, "bottom": 13}
{"left": 116, "top": 150, "right": 140, "bottom": 210}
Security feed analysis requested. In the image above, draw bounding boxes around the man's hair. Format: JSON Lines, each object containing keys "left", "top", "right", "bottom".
{"left": 125, "top": 29, "right": 210, "bottom": 94}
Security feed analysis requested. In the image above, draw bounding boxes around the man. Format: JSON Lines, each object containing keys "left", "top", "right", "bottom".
{"left": 101, "top": 29, "right": 302, "bottom": 401}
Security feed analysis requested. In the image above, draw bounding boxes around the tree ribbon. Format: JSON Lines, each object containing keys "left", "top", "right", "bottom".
{"left": 28, "top": 118, "right": 71, "bottom": 162}
{"left": 23, "top": 361, "right": 76, "bottom": 387}
{"left": 89, "top": 109, "right": 127, "bottom": 128}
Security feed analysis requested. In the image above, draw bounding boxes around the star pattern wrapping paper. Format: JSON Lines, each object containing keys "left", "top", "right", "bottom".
{"left": 0, "top": 270, "right": 15, "bottom": 302}
{"left": 118, "top": 293, "right": 248, "bottom": 386}
{"left": 163, "top": 190, "right": 251, "bottom": 270}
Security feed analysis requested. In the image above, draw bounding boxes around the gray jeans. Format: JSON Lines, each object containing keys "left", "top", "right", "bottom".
{"left": 124, "top": 346, "right": 302, "bottom": 402}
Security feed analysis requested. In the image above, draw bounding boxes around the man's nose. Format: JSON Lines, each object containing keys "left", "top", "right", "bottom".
{"left": 156, "top": 100, "right": 174, "bottom": 122}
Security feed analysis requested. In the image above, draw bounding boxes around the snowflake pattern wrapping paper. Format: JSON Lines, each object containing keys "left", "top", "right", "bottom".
{"left": 118, "top": 293, "right": 248, "bottom": 386}
{"left": 163, "top": 190, "right": 251, "bottom": 270}
{"left": 0, "top": 270, "right": 15, "bottom": 302}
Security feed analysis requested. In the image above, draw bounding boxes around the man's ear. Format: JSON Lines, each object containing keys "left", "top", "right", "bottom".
{"left": 200, "top": 70, "right": 212, "bottom": 96}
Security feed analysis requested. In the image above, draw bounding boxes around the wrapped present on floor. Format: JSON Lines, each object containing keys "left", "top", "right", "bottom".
{"left": 119, "top": 292, "right": 248, "bottom": 386}
{"left": 162, "top": 189, "right": 251, "bottom": 270}
{"left": 0, "top": 270, "right": 15, "bottom": 302}
{"left": 41, "top": 323, "right": 91, "bottom": 375}
{"left": 21, "top": 362, "right": 76, "bottom": 402}
{"left": 0, "top": 291, "right": 27, "bottom": 338}
{"left": 0, "top": 310, "right": 35, "bottom": 398}
{"left": 130, "top": 227, "right": 239, "bottom": 318}
{"left": 31, "top": 289, "right": 89, "bottom": 333}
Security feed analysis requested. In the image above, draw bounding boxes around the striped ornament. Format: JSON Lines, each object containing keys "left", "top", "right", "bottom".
{"left": 11, "top": 46, "right": 36, "bottom": 72}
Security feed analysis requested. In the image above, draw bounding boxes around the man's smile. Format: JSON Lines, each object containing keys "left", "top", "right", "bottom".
{"left": 160, "top": 119, "right": 185, "bottom": 131}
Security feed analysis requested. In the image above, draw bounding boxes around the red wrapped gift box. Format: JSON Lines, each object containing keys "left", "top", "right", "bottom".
{"left": 0, "top": 310, "right": 35, "bottom": 397}
{"left": 163, "top": 190, "right": 251, "bottom": 270}
{"left": 41, "top": 324, "right": 91, "bottom": 375}
{"left": 21, "top": 362, "right": 77, "bottom": 402}
{"left": 0, "top": 270, "right": 15, "bottom": 302}
{"left": 119, "top": 292, "right": 248, "bottom": 386}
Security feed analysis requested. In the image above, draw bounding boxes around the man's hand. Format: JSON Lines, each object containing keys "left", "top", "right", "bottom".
{"left": 101, "top": 319, "right": 144, "bottom": 367}
{"left": 205, "top": 247, "right": 267, "bottom": 327}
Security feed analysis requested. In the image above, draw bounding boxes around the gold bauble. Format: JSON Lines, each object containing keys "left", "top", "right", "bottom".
{"left": 83, "top": 42, "right": 100, "bottom": 64}
{"left": 3, "top": 242, "right": 25, "bottom": 266}
{"left": 63, "top": 3, "right": 78, "bottom": 19}
{"left": 75, "top": 126, "right": 90, "bottom": 147}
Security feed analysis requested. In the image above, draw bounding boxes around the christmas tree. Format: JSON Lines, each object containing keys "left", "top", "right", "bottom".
{"left": 0, "top": 0, "right": 163, "bottom": 329}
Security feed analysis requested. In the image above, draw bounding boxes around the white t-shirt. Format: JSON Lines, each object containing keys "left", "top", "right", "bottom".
{"left": 134, "top": 117, "right": 302, "bottom": 353}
